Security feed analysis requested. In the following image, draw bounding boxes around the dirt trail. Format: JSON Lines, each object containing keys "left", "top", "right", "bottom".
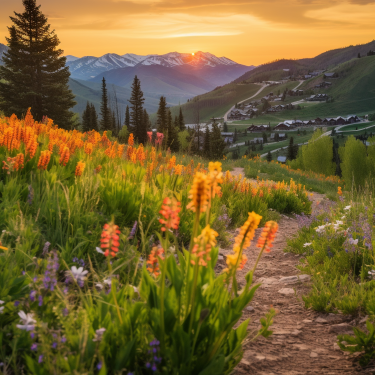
{"left": 222, "top": 168, "right": 367, "bottom": 374}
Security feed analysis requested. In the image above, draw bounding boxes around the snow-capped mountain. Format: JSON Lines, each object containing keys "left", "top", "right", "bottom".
{"left": 66, "top": 55, "right": 79, "bottom": 62}
{"left": 66, "top": 51, "right": 251, "bottom": 80}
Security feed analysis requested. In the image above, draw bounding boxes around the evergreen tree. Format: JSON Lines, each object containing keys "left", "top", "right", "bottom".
{"left": 178, "top": 107, "right": 186, "bottom": 130}
{"left": 166, "top": 109, "right": 180, "bottom": 152}
{"left": 111, "top": 110, "right": 117, "bottom": 135}
{"left": 100, "top": 77, "right": 111, "bottom": 131}
{"left": 287, "top": 137, "right": 295, "bottom": 160}
{"left": 357, "top": 53, "right": 361, "bottom": 58}
{"left": 266, "top": 151, "right": 272, "bottom": 162}
{"left": 233, "top": 128, "right": 238, "bottom": 142}
{"left": 174, "top": 115, "right": 179, "bottom": 128}
{"left": 156, "top": 96, "right": 167, "bottom": 133}
{"left": 143, "top": 109, "right": 151, "bottom": 130}
{"left": 0, "top": 0, "right": 76, "bottom": 128}
{"left": 211, "top": 123, "right": 226, "bottom": 159}
{"left": 90, "top": 104, "right": 99, "bottom": 131}
{"left": 203, "top": 126, "right": 211, "bottom": 158}
{"left": 124, "top": 105, "right": 130, "bottom": 130}
{"left": 82, "top": 102, "right": 91, "bottom": 132}
{"left": 128, "top": 75, "right": 146, "bottom": 144}
{"left": 262, "top": 132, "right": 268, "bottom": 143}
{"left": 223, "top": 122, "right": 228, "bottom": 132}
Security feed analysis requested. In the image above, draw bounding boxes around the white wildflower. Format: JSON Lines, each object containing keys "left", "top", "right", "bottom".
{"left": 16, "top": 310, "right": 36, "bottom": 331}
{"left": 93, "top": 328, "right": 106, "bottom": 342}
{"left": 303, "top": 243, "right": 312, "bottom": 247}
{"left": 344, "top": 205, "right": 351, "bottom": 211}
{"left": 368, "top": 270, "right": 375, "bottom": 279}
{"left": 0, "top": 300, "right": 4, "bottom": 314}
{"left": 96, "top": 247, "right": 104, "bottom": 255}
{"left": 315, "top": 225, "right": 327, "bottom": 233}
{"left": 335, "top": 220, "right": 343, "bottom": 225}
{"left": 348, "top": 238, "right": 359, "bottom": 245}
{"left": 66, "top": 266, "right": 88, "bottom": 283}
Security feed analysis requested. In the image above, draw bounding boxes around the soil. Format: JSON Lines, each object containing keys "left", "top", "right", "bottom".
{"left": 221, "top": 168, "right": 372, "bottom": 374}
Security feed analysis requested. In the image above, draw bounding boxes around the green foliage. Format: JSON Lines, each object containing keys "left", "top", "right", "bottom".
{"left": 339, "top": 136, "right": 370, "bottom": 188}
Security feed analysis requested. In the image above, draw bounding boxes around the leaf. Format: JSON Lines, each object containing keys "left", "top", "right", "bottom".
{"left": 197, "top": 354, "right": 225, "bottom": 375}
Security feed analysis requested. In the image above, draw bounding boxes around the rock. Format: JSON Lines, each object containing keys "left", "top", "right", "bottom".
{"left": 258, "top": 277, "right": 279, "bottom": 285}
{"left": 240, "top": 359, "right": 250, "bottom": 366}
{"left": 255, "top": 355, "right": 266, "bottom": 361}
{"left": 278, "top": 288, "right": 295, "bottom": 295}
{"left": 218, "top": 255, "right": 224, "bottom": 260}
{"left": 293, "top": 344, "right": 310, "bottom": 351}
{"left": 315, "top": 317, "right": 328, "bottom": 324}
{"left": 273, "top": 329, "right": 291, "bottom": 335}
{"left": 298, "top": 274, "right": 311, "bottom": 282}
{"left": 310, "top": 352, "right": 319, "bottom": 358}
{"left": 246, "top": 306, "right": 255, "bottom": 312}
{"left": 291, "top": 330, "right": 302, "bottom": 336}
{"left": 302, "top": 319, "right": 313, "bottom": 323}
{"left": 360, "top": 316, "right": 369, "bottom": 324}
{"left": 333, "top": 343, "right": 341, "bottom": 351}
{"left": 328, "top": 323, "right": 353, "bottom": 334}
{"left": 279, "top": 276, "right": 299, "bottom": 284}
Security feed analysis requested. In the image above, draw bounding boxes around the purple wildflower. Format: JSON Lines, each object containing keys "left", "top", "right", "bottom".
{"left": 43, "top": 251, "right": 59, "bottom": 291}
{"left": 128, "top": 221, "right": 138, "bottom": 240}
{"left": 51, "top": 342, "right": 57, "bottom": 349}
{"left": 38, "top": 355, "right": 43, "bottom": 363}
{"left": 42, "top": 242, "right": 51, "bottom": 256}
{"left": 31, "top": 343, "right": 38, "bottom": 351}
{"left": 38, "top": 295, "right": 43, "bottom": 307}
{"left": 97, "top": 362, "right": 102, "bottom": 370}
{"left": 14, "top": 301, "right": 19, "bottom": 307}
{"left": 61, "top": 336, "right": 67, "bottom": 343}
{"left": 30, "top": 290, "right": 36, "bottom": 302}
{"left": 62, "top": 308, "right": 69, "bottom": 317}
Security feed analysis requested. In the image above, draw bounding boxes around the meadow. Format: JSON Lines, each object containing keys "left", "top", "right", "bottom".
{"left": 0, "top": 110, "right": 312, "bottom": 374}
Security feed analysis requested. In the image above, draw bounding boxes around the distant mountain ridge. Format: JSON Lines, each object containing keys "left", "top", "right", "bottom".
{"left": 65, "top": 51, "right": 252, "bottom": 81}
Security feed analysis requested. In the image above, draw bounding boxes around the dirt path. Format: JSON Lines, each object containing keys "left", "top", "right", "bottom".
{"left": 222, "top": 168, "right": 366, "bottom": 374}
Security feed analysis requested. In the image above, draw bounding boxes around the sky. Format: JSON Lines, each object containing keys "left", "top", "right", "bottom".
{"left": 0, "top": 0, "right": 374, "bottom": 65}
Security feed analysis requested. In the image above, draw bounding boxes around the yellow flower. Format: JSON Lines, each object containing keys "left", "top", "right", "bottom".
{"left": 191, "top": 225, "right": 218, "bottom": 267}
{"left": 187, "top": 172, "right": 210, "bottom": 213}
{"left": 233, "top": 211, "right": 262, "bottom": 252}
{"left": 0, "top": 246, "right": 8, "bottom": 251}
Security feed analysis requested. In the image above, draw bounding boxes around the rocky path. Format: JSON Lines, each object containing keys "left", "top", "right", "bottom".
{"left": 221, "top": 168, "right": 369, "bottom": 374}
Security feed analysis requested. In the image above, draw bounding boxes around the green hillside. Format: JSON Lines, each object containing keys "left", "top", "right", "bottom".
{"left": 69, "top": 79, "right": 161, "bottom": 118}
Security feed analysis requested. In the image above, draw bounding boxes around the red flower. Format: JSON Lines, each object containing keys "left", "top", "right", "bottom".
{"left": 100, "top": 222, "right": 121, "bottom": 257}
{"left": 147, "top": 247, "right": 164, "bottom": 277}
{"left": 256, "top": 221, "right": 278, "bottom": 253}
{"left": 159, "top": 197, "right": 181, "bottom": 232}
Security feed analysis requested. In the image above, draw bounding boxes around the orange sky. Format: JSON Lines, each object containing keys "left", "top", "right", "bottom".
{"left": 1, "top": 0, "right": 374, "bottom": 65}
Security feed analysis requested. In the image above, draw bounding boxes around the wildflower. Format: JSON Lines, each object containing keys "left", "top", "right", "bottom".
{"left": 96, "top": 247, "right": 104, "bottom": 254}
{"left": 187, "top": 172, "right": 210, "bottom": 213}
{"left": 369, "top": 270, "right": 375, "bottom": 279}
{"left": 159, "top": 197, "right": 181, "bottom": 232}
{"left": 0, "top": 300, "right": 4, "bottom": 314}
{"left": 337, "top": 186, "right": 342, "bottom": 195}
{"left": 191, "top": 225, "right": 218, "bottom": 267}
{"left": 0, "top": 246, "right": 8, "bottom": 251}
{"left": 93, "top": 328, "right": 106, "bottom": 342}
{"left": 66, "top": 266, "right": 88, "bottom": 287}
{"left": 59, "top": 146, "right": 70, "bottom": 166}
{"left": 233, "top": 212, "right": 262, "bottom": 253}
{"left": 31, "top": 343, "right": 38, "bottom": 351}
{"left": 147, "top": 247, "right": 164, "bottom": 277}
{"left": 95, "top": 165, "right": 102, "bottom": 174}
{"left": 51, "top": 342, "right": 57, "bottom": 349}
{"left": 42, "top": 241, "right": 51, "bottom": 255}
{"left": 37, "top": 150, "right": 52, "bottom": 170}
{"left": 256, "top": 221, "right": 279, "bottom": 253}
{"left": 348, "top": 238, "right": 358, "bottom": 245}
{"left": 16, "top": 311, "right": 36, "bottom": 331}
{"left": 38, "top": 295, "right": 43, "bottom": 306}
{"left": 303, "top": 243, "right": 312, "bottom": 247}
{"left": 208, "top": 162, "right": 223, "bottom": 198}
{"left": 61, "top": 336, "right": 67, "bottom": 343}
{"left": 344, "top": 205, "right": 351, "bottom": 210}
{"left": 128, "top": 133, "right": 134, "bottom": 146}
{"left": 147, "top": 131, "right": 153, "bottom": 143}
{"left": 128, "top": 221, "right": 138, "bottom": 239}
{"left": 97, "top": 362, "right": 102, "bottom": 370}
{"left": 38, "top": 355, "right": 43, "bottom": 364}
{"left": 315, "top": 225, "right": 327, "bottom": 233}
{"left": 75, "top": 161, "right": 85, "bottom": 177}
{"left": 100, "top": 222, "right": 121, "bottom": 257}
{"left": 14, "top": 301, "right": 20, "bottom": 306}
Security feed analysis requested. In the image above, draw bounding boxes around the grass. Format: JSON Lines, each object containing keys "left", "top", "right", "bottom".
{"left": 337, "top": 121, "right": 375, "bottom": 132}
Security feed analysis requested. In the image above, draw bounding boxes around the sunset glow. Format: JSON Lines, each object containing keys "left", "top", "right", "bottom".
{"left": 0, "top": 0, "right": 374, "bottom": 65}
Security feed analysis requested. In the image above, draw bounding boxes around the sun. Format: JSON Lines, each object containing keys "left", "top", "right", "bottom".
{"left": 192, "top": 52, "right": 195, "bottom": 56}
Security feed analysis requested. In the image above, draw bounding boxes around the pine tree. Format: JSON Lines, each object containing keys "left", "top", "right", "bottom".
{"left": 203, "top": 126, "right": 211, "bottom": 158}
{"left": 82, "top": 102, "right": 91, "bottom": 132}
{"left": 0, "top": 0, "right": 76, "bottom": 128}
{"left": 174, "top": 115, "right": 179, "bottom": 128}
{"left": 223, "top": 122, "right": 228, "bottom": 132}
{"left": 124, "top": 105, "right": 130, "bottom": 130}
{"left": 211, "top": 123, "right": 226, "bottom": 159}
{"left": 166, "top": 111, "right": 180, "bottom": 152}
{"left": 156, "top": 96, "right": 167, "bottom": 133}
{"left": 233, "top": 128, "right": 238, "bottom": 142}
{"left": 287, "top": 137, "right": 295, "bottom": 160}
{"left": 178, "top": 107, "right": 186, "bottom": 130}
{"left": 129, "top": 75, "right": 146, "bottom": 144}
{"left": 266, "top": 151, "right": 272, "bottom": 162}
{"left": 90, "top": 104, "right": 99, "bottom": 131}
{"left": 100, "top": 77, "right": 111, "bottom": 131}
{"left": 111, "top": 110, "right": 117, "bottom": 135}
{"left": 143, "top": 109, "right": 151, "bottom": 130}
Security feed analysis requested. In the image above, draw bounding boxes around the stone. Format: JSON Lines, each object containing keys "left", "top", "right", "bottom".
{"left": 298, "top": 274, "right": 311, "bottom": 282}
{"left": 278, "top": 288, "right": 295, "bottom": 295}
{"left": 310, "top": 352, "right": 319, "bottom": 358}
{"left": 302, "top": 319, "right": 313, "bottom": 323}
{"left": 273, "top": 329, "right": 291, "bottom": 335}
{"left": 218, "top": 255, "right": 224, "bottom": 260}
{"left": 291, "top": 330, "right": 302, "bottom": 336}
{"left": 315, "top": 317, "right": 328, "bottom": 324}
{"left": 246, "top": 306, "right": 255, "bottom": 312}
{"left": 333, "top": 343, "right": 341, "bottom": 351}
{"left": 328, "top": 323, "right": 353, "bottom": 334}
{"left": 240, "top": 359, "right": 251, "bottom": 366}
{"left": 360, "top": 316, "right": 369, "bottom": 324}
{"left": 293, "top": 344, "right": 310, "bottom": 351}
{"left": 279, "top": 276, "right": 299, "bottom": 284}
{"left": 258, "top": 277, "right": 279, "bottom": 285}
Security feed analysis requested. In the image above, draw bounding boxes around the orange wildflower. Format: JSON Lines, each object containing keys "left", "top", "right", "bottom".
{"left": 84, "top": 142, "right": 93, "bottom": 155}
{"left": 187, "top": 172, "right": 210, "bottom": 213}
{"left": 159, "top": 197, "right": 181, "bottom": 232}
{"left": 75, "top": 161, "right": 85, "bottom": 177}
{"left": 190, "top": 225, "right": 218, "bottom": 267}
{"left": 37, "top": 150, "right": 52, "bottom": 170}
{"left": 128, "top": 133, "right": 134, "bottom": 146}
{"left": 100, "top": 222, "right": 121, "bottom": 257}
{"left": 59, "top": 146, "right": 70, "bottom": 166}
{"left": 256, "top": 221, "right": 279, "bottom": 253}
{"left": 233, "top": 211, "right": 262, "bottom": 253}
{"left": 95, "top": 165, "right": 102, "bottom": 174}
{"left": 338, "top": 186, "right": 342, "bottom": 196}
{"left": 147, "top": 246, "right": 164, "bottom": 277}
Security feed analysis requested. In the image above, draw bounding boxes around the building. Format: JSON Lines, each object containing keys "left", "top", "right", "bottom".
{"left": 324, "top": 72, "right": 338, "bottom": 79}
{"left": 247, "top": 124, "right": 270, "bottom": 132}
{"left": 307, "top": 94, "right": 328, "bottom": 101}
{"left": 277, "top": 156, "right": 287, "bottom": 163}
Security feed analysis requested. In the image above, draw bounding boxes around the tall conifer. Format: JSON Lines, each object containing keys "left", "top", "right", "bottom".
{"left": 82, "top": 102, "right": 91, "bottom": 132}
{"left": 178, "top": 107, "right": 186, "bottom": 130}
{"left": 0, "top": 0, "right": 76, "bottom": 128}
{"left": 156, "top": 96, "right": 167, "bottom": 133}
{"left": 211, "top": 123, "right": 226, "bottom": 159}
{"left": 124, "top": 105, "right": 130, "bottom": 130}
{"left": 100, "top": 77, "right": 111, "bottom": 131}
{"left": 90, "top": 104, "right": 99, "bottom": 131}
{"left": 128, "top": 75, "right": 146, "bottom": 144}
